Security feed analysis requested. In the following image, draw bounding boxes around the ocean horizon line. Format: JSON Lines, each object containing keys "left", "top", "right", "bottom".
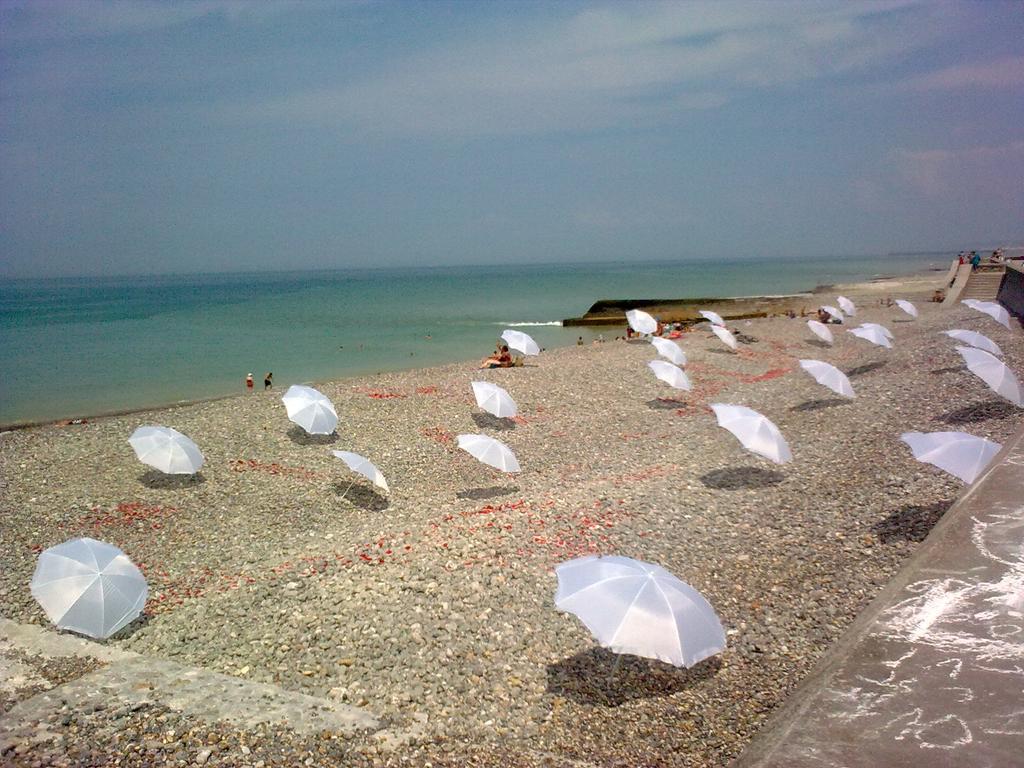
{"left": 0, "top": 250, "right": 952, "bottom": 283}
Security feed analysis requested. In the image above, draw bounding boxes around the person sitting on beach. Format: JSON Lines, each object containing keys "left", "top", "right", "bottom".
{"left": 480, "top": 344, "right": 513, "bottom": 369}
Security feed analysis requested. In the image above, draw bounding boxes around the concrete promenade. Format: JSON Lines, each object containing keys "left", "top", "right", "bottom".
{"left": 737, "top": 423, "right": 1024, "bottom": 767}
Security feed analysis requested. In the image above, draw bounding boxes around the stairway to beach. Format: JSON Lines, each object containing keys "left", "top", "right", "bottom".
{"left": 960, "top": 267, "right": 1006, "bottom": 300}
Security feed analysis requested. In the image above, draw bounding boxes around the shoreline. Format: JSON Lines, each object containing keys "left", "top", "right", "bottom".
{"left": 0, "top": 266, "right": 946, "bottom": 432}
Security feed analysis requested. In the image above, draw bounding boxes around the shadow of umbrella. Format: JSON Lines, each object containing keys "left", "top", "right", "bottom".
{"left": 938, "top": 399, "right": 1019, "bottom": 425}
{"left": 287, "top": 426, "right": 339, "bottom": 446}
{"left": 138, "top": 471, "right": 206, "bottom": 489}
{"left": 332, "top": 482, "right": 389, "bottom": 511}
{"left": 805, "top": 338, "right": 832, "bottom": 349}
{"left": 106, "top": 612, "right": 153, "bottom": 641}
{"left": 930, "top": 365, "right": 965, "bottom": 375}
{"left": 871, "top": 501, "right": 953, "bottom": 543}
{"left": 546, "top": 647, "right": 721, "bottom": 707}
{"left": 456, "top": 485, "right": 520, "bottom": 501}
{"left": 645, "top": 398, "right": 686, "bottom": 411}
{"left": 471, "top": 413, "right": 515, "bottom": 431}
{"left": 845, "top": 361, "right": 887, "bottom": 377}
{"left": 791, "top": 398, "right": 851, "bottom": 412}
{"left": 699, "top": 466, "right": 784, "bottom": 491}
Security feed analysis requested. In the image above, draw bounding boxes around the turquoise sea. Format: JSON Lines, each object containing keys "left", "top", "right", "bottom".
{"left": 0, "top": 254, "right": 944, "bottom": 425}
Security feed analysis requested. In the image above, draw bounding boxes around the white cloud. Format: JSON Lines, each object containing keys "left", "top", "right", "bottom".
{"left": 0, "top": 0, "right": 323, "bottom": 41}
{"left": 232, "top": 0, "right": 945, "bottom": 136}
{"left": 902, "top": 55, "right": 1024, "bottom": 90}
{"left": 894, "top": 141, "right": 1024, "bottom": 199}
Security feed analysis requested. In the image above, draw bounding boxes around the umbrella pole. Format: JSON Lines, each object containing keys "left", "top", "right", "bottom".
{"left": 605, "top": 653, "right": 624, "bottom": 701}
{"left": 339, "top": 477, "right": 357, "bottom": 502}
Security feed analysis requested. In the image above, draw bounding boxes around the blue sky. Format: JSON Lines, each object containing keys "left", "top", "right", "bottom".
{"left": 1, "top": 0, "right": 1022, "bottom": 277}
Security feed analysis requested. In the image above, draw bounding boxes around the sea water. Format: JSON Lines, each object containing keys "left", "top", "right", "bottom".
{"left": 0, "top": 254, "right": 943, "bottom": 425}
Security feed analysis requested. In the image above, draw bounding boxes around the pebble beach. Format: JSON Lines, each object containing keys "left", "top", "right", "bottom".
{"left": 2, "top": 271, "right": 1022, "bottom": 767}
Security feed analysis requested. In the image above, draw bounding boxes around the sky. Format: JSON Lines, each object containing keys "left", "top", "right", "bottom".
{"left": 1, "top": 0, "right": 1022, "bottom": 278}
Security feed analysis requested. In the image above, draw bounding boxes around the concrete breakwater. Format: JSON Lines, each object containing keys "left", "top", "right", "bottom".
{"left": 562, "top": 294, "right": 813, "bottom": 326}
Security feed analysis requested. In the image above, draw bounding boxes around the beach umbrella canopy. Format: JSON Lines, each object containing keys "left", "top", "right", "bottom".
{"left": 942, "top": 329, "right": 1002, "bottom": 357}
{"left": 895, "top": 299, "right": 918, "bottom": 318}
{"left": 332, "top": 450, "right": 389, "bottom": 492}
{"left": 799, "top": 359, "right": 855, "bottom": 398}
{"left": 501, "top": 329, "right": 540, "bottom": 356}
{"left": 127, "top": 426, "right": 204, "bottom": 475}
{"left": 456, "top": 434, "right": 520, "bottom": 473}
{"left": 625, "top": 309, "right": 658, "bottom": 335}
{"left": 837, "top": 296, "right": 856, "bottom": 316}
{"left": 650, "top": 337, "right": 687, "bottom": 366}
{"left": 281, "top": 385, "right": 338, "bottom": 435}
{"left": 820, "top": 305, "right": 844, "bottom": 321}
{"left": 848, "top": 325, "right": 892, "bottom": 349}
{"left": 30, "top": 537, "right": 148, "bottom": 640}
{"left": 806, "top": 320, "right": 833, "bottom": 344}
{"left": 710, "top": 403, "right": 792, "bottom": 464}
{"left": 962, "top": 299, "right": 1012, "bottom": 330}
{"left": 471, "top": 381, "right": 518, "bottom": 418}
{"left": 711, "top": 324, "right": 738, "bottom": 350}
{"left": 647, "top": 360, "right": 692, "bottom": 391}
{"left": 859, "top": 322, "right": 894, "bottom": 340}
{"left": 900, "top": 431, "right": 1002, "bottom": 484}
{"left": 554, "top": 555, "right": 726, "bottom": 669}
{"left": 699, "top": 310, "right": 726, "bottom": 327}
{"left": 955, "top": 346, "right": 1024, "bottom": 406}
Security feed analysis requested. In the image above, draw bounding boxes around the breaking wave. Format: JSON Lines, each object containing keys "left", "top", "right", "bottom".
{"left": 495, "top": 321, "right": 563, "bottom": 327}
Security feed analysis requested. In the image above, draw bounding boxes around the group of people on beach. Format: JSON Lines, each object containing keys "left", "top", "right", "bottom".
{"left": 245, "top": 372, "right": 273, "bottom": 391}
{"left": 959, "top": 249, "right": 1007, "bottom": 270}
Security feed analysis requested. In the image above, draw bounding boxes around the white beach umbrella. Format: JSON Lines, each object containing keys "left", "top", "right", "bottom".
{"left": 962, "top": 299, "right": 1012, "bottom": 330}
{"left": 798, "top": 359, "right": 855, "bottom": 398}
{"left": 647, "top": 360, "right": 692, "bottom": 391}
{"left": 127, "top": 426, "right": 204, "bottom": 475}
{"left": 650, "top": 337, "right": 687, "bottom": 366}
{"left": 806, "top": 320, "right": 833, "bottom": 344}
{"left": 30, "top": 537, "right": 148, "bottom": 640}
{"left": 281, "top": 385, "right": 338, "bottom": 435}
{"left": 625, "top": 309, "right": 658, "bottom": 335}
{"left": 456, "top": 434, "right": 520, "bottom": 473}
{"left": 332, "top": 450, "right": 389, "bottom": 492}
{"left": 955, "top": 346, "right": 1024, "bottom": 406}
{"left": 859, "top": 322, "right": 894, "bottom": 340}
{"left": 710, "top": 403, "right": 792, "bottom": 464}
{"left": 895, "top": 299, "right": 918, "bottom": 318}
{"left": 820, "top": 305, "right": 844, "bottom": 321}
{"left": 848, "top": 325, "right": 892, "bottom": 349}
{"left": 837, "top": 296, "right": 856, "bottom": 316}
{"left": 501, "top": 329, "right": 540, "bottom": 356}
{"left": 900, "top": 431, "right": 1002, "bottom": 485}
{"left": 711, "top": 324, "right": 738, "bottom": 350}
{"left": 471, "top": 381, "right": 518, "bottom": 418}
{"left": 554, "top": 555, "right": 726, "bottom": 669}
{"left": 942, "top": 329, "right": 1002, "bottom": 357}
{"left": 699, "top": 310, "right": 726, "bottom": 327}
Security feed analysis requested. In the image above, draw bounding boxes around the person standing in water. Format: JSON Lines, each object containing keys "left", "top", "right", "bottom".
{"left": 245, "top": 373, "right": 254, "bottom": 392}
{"left": 264, "top": 372, "right": 273, "bottom": 390}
